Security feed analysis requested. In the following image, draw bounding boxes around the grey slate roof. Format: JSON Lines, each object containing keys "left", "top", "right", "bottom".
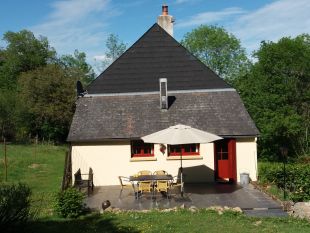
{"left": 87, "top": 23, "right": 231, "bottom": 94}
{"left": 67, "top": 91, "right": 259, "bottom": 142}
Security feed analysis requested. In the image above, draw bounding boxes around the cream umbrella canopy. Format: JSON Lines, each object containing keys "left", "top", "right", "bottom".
{"left": 142, "top": 124, "right": 222, "bottom": 197}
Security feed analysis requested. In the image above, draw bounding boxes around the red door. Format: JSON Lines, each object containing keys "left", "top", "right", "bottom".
{"left": 214, "top": 139, "right": 237, "bottom": 183}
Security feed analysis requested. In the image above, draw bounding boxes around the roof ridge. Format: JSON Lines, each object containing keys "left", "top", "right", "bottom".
{"left": 86, "top": 23, "right": 160, "bottom": 90}
{"left": 87, "top": 23, "right": 231, "bottom": 94}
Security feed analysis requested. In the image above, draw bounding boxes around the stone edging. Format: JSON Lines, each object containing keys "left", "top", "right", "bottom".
{"left": 101, "top": 205, "right": 243, "bottom": 215}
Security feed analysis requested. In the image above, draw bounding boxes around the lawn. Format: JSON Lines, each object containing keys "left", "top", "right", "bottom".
{"left": 0, "top": 143, "right": 67, "bottom": 216}
{"left": 9, "top": 210, "right": 310, "bottom": 233}
{"left": 1, "top": 145, "right": 310, "bottom": 233}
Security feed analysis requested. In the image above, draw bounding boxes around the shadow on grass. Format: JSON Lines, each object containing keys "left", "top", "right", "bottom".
{"left": 5, "top": 214, "right": 140, "bottom": 233}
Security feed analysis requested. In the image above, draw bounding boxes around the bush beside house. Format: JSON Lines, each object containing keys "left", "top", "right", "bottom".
{"left": 54, "top": 187, "right": 85, "bottom": 218}
{"left": 258, "top": 163, "right": 310, "bottom": 202}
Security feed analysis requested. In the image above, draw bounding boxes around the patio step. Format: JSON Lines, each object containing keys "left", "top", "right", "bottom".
{"left": 242, "top": 207, "right": 288, "bottom": 217}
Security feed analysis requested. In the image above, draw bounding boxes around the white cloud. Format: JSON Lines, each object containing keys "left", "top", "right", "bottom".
{"left": 230, "top": 0, "right": 310, "bottom": 53}
{"left": 176, "top": 7, "right": 245, "bottom": 28}
{"left": 174, "top": 0, "right": 310, "bottom": 55}
{"left": 31, "top": 0, "right": 113, "bottom": 64}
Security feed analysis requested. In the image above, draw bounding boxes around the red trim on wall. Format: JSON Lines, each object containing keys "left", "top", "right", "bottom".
{"left": 228, "top": 139, "right": 237, "bottom": 183}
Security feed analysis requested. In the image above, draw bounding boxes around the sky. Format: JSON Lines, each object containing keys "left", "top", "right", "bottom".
{"left": 1, "top": 0, "right": 310, "bottom": 71}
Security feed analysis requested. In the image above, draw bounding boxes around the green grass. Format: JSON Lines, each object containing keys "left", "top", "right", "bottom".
{"left": 8, "top": 210, "right": 310, "bottom": 233}
{"left": 0, "top": 144, "right": 67, "bottom": 216}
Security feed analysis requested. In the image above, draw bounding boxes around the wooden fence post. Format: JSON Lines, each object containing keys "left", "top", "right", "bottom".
{"left": 4, "top": 137, "right": 7, "bottom": 182}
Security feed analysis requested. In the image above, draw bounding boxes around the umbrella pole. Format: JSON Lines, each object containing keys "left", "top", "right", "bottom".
{"left": 180, "top": 149, "right": 184, "bottom": 197}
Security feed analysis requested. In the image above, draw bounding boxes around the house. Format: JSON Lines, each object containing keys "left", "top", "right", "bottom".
{"left": 67, "top": 5, "right": 259, "bottom": 186}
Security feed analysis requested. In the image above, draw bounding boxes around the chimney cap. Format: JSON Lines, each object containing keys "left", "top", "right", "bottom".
{"left": 162, "top": 5, "right": 168, "bottom": 16}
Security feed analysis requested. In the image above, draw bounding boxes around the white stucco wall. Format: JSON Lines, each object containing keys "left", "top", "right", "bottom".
{"left": 71, "top": 138, "right": 257, "bottom": 186}
{"left": 71, "top": 141, "right": 215, "bottom": 186}
{"left": 236, "top": 138, "right": 258, "bottom": 182}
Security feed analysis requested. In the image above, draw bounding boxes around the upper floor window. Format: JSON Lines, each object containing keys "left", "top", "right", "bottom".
{"left": 131, "top": 140, "right": 154, "bottom": 157}
{"left": 168, "top": 144, "right": 200, "bottom": 156}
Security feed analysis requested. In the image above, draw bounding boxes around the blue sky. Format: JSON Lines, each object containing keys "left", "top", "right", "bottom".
{"left": 1, "top": 0, "right": 310, "bottom": 70}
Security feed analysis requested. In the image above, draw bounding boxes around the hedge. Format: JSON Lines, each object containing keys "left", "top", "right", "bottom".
{"left": 259, "top": 162, "right": 310, "bottom": 202}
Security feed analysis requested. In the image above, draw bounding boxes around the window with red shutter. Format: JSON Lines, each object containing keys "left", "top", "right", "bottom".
{"left": 131, "top": 140, "right": 154, "bottom": 157}
{"left": 168, "top": 144, "right": 200, "bottom": 156}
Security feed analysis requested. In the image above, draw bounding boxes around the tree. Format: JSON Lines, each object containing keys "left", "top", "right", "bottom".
{"left": 182, "top": 25, "right": 250, "bottom": 82}
{"left": 0, "top": 30, "right": 56, "bottom": 140}
{"left": 59, "top": 49, "right": 95, "bottom": 85}
{"left": 101, "top": 34, "right": 126, "bottom": 70}
{"left": 0, "top": 90, "right": 17, "bottom": 139}
{"left": 17, "top": 64, "right": 77, "bottom": 142}
{"left": 235, "top": 34, "right": 310, "bottom": 159}
{"left": 0, "top": 30, "right": 56, "bottom": 89}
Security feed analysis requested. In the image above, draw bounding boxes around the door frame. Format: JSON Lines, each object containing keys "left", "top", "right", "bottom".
{"left": 214, "top": 138, "right": 237, "bottom": 183}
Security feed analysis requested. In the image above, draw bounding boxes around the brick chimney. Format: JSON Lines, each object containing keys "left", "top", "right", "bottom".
{"left": 157, "top": 5, "right": 174, "bottom": 36}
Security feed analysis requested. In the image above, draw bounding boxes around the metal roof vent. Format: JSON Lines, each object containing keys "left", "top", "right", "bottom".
{"left": 160, "top": 78, "right": 168, "bottom": 110}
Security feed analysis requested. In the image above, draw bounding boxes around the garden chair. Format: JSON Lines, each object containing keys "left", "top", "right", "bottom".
{"left": 118, "top": 176, "right": 132, "bottom": 191}
{"left": 137, "top": 170, "right": 153, "bottom": 198}
{"left": 118, "top": 176, "right": 135, "bottom": 199}
{"left": 138, "top": 170, "right": 152, "bottom": 176}
{"left": 74, "top": 168, "right": 94, "bottom": 196}
{"left": 155, "top": 180, "right": 171, "bottom": 199}
{"left": 171, "top": 175, "right": 182, "bottom": 187}
{"left": 154, "top": 170, "right": 170, "bottom": 198}
{"left": 169, "top": 175, "right": 183, "bottom": 195}
{"left": 153, "top": 170, "right": 168, "bottom": 175}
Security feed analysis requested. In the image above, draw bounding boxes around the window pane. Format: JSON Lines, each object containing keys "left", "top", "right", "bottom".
{"left": 222, "top": 152, "right": 228, "bottom": 160}
{"left": 216, "top": 141, "right": 228, "bottom": 153}
{"left": 184, "top": 144, "right": 190, "bottom": 153}
{"left": 190, "top": 144, "right": 197, "bottom": 152}
{"left": 170, "top": 145, "right": 181, "bottom": 153}
{"left": 184, "top": 144, "right": 197, "bottom": 153}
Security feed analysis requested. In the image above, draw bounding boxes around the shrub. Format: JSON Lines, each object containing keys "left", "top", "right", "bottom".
{"left": 0, "top": 183, "right": 31, "bottom": 226}
{"left": 54, "top": 187, "right": 85, "bottom": 218}
{"left": 258, "top": 162, "right": 310, "bottom": 201}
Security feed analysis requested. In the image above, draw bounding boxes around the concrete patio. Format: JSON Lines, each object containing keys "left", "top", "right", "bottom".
{"left": 86, "top": 183, "right": 287, "bottom": 217}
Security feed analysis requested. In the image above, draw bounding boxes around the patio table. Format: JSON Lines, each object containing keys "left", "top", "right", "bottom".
{"left": 129, "top": 175, "right": 173, "bottom": 199}
{"left": 129, "top": 175, "right": 173, "bottom": 182}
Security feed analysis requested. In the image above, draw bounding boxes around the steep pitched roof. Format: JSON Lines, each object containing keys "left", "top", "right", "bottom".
{"left": 67, "top": 91, "right": 259, "bottom": 142}
{"left": 87, "top": 23, "right": 231, "bottom": 94}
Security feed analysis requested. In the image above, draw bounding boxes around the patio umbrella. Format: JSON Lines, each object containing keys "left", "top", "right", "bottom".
{"left": 142, "top": 124, "right": 222, "bottom": 197}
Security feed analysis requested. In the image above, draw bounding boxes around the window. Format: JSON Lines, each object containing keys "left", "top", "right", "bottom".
{"left": 131, "top": 140, "right": 154, "bottom": 157}
{"left": 216, "top": 140, "right": 228, "bottom": 160}
{"left": 168, "top": 144, "right": 200, "bottom": 156}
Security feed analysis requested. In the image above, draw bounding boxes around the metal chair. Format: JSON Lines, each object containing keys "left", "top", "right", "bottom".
{"left": 171, "top": 176, "right": 183, "bottom": 187}
{"left": 169, "top": 175, "right": 183, "bottom": 195}
{"left": 118, "top": 176, "right": 135, "bottom": 199}
{"left": 118, "top": 176, "right": 132, "bottom": 190}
